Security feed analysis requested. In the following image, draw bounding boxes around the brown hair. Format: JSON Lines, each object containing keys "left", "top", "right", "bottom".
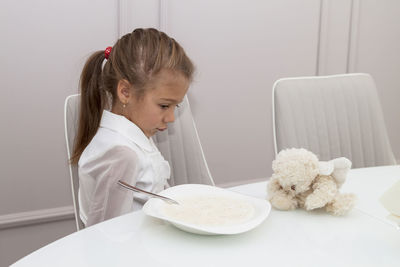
{"left": 70, "top": 28, "right": 194, "bottom": 164}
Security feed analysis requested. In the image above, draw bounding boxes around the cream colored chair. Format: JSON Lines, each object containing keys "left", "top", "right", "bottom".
{"left": 64, "top": 94, "right": 214, "bottom": 230}
{"left": 272, "top": 73, "right": 396, "bottom": 168}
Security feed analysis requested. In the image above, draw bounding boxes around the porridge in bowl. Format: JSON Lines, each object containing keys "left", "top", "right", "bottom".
{"left": 163, "top": 195, "right": 255, "bottom": 226}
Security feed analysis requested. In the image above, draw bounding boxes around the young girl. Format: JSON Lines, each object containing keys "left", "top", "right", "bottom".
{"left": 71, "top": 28, "right": 194, "bottom": 226}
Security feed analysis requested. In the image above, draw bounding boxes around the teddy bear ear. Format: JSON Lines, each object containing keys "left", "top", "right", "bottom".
{"left": 318, "top": 161, "right": 334, "bottom": 175}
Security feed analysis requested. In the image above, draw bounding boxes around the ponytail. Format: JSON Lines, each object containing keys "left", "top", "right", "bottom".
{"left": 70, "top": 51, "right": 107, "bottom": 164}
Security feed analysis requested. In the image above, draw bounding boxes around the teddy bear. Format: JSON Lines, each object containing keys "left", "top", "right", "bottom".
{"left": 267, "top": 148, "right": 356, "bottom": 215}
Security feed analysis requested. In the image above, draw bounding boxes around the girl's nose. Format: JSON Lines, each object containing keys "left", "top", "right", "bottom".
{"left": 165, "top": 109, "right": 175, "bottom": 123}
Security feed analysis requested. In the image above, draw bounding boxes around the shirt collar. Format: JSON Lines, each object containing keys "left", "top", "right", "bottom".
{"left": 100, "top": 110, "right": 155, "bottom": 152}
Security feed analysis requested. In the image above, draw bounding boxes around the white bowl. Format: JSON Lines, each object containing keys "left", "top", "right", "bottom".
{"left": 142, "top": 184, "right": 271, "bottom": 235}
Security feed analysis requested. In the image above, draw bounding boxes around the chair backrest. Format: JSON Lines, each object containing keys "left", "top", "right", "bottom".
{"left": 64, "top": 94, "right": 84, "bottom": 230}
{"left": 152, "top": 96, "right": 215, "bottom": 186}
{"left": 64, "top": 94, "right": 215, "bottom": 230}
{"left": 272, "top": 73, "right": 396, "bottom": 168}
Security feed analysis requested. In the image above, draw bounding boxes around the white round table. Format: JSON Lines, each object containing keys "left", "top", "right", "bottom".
{"left": 12, "top": 166, "right": 400, "bottom": 267}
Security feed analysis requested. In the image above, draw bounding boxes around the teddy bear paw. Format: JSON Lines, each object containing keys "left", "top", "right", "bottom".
{"left": 270, "top": 194, "right": 298, "bottom": 211}
{"left": 326, "top": 193, "right": 356, "bottom": 216}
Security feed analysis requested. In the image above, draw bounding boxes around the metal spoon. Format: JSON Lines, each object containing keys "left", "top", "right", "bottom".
{"left": 118, "top": 180, "right": 179, "bottom": 205}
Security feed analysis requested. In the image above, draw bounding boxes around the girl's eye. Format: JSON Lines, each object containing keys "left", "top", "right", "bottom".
{"left": 159, "top": 104, "right": 169, "bottom": 109}
{"left": 160, "top": 104, "right": 180, "bottom": 109}
{"left": 159, "top": 104, "right": 180, "bottom": 110}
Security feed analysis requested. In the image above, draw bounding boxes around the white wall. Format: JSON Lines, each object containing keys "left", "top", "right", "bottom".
{"left": 1, "top": 0, "right": 399, "bottom": 265}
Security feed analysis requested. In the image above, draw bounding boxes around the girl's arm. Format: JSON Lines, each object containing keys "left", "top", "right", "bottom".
{"left": 84, "top": 146, "right": 141, "bottom": 226}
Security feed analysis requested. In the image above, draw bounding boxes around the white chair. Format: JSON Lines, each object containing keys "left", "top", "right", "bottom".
{"left": 64, "top": 94, "right": 214, "bottom": 230}
{"left": 64, "top": 94, "right": 85, "bottom": 230}
{"left": 152, "top": 97, "right": 215, "bottom": 187}
{"left": 272, "top": 73, "right": 396, "bottom": 168}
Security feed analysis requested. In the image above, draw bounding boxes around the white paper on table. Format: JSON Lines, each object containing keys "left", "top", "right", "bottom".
{"left": 379, "top": 180, "right": 400, "bottom": 225}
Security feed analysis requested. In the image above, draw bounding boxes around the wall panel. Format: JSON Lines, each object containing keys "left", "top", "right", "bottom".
{"left": 0, "top": 0, "right": 119, "bottom": 264}
{"left": 348, "top": 0, "right": 400, "bottom": 161}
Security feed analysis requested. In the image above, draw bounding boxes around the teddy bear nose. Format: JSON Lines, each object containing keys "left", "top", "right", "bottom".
{"left": 291, "top": 185, "right": 296, "bottom": 190}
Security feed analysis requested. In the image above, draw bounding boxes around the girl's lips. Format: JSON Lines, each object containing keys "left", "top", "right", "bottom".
{"left": 157, "top": 128, "right": 167, "bottom": 131}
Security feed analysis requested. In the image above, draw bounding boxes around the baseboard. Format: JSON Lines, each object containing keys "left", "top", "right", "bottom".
{"left": 218, "top": 177, "right": 269, "bottom": 188}
{"left": 0, "top": 206, "right": 75, "bottom": 230}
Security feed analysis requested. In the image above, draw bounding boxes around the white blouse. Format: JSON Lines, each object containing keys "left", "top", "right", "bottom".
{"left": 78, "top": 110, "right": 170, "bottom": 226}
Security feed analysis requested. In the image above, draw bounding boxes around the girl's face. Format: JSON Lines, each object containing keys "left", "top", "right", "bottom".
{"left": 123, "top": 70, "right": 190, "bottom": 138}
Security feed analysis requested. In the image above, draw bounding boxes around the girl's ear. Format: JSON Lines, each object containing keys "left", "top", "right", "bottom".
{"left": 116, "top": 79, "right": 132, "bottom": 104}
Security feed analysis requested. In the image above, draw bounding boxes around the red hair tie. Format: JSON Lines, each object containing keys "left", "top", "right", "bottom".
{"left": 104, "top": 46, "right": 112, "bottom": 59}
